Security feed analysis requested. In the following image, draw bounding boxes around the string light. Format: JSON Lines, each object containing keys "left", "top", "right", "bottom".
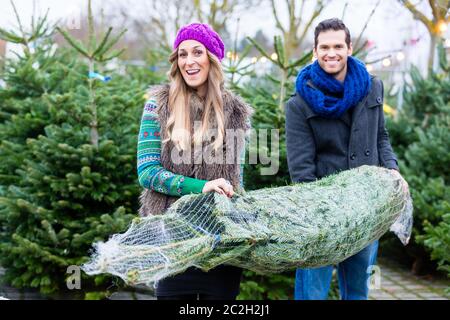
{"left": 437, "top": 20, "right": 448, "bottom": 35}
{"left": 226, "top": 51, "right": 238, "bottom": 60}
{"left": 271, "top": 53, "right": 278, "bottom": 60}
{"left": 366, "top": 64, "right": 374, "bottom": 72}
{"left": 382, "top": 58, "right": 391, "bottom": 67}
{"left": 396, "top": 51, "right": 405, "bottom": 61}
{"left": 260, "top": 56, "right": 268, "bottom": 63}
{"left": 251, "top": 57, "right": 258, "bottom": 64}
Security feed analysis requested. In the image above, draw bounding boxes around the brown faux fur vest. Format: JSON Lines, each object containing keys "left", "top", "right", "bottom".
{"left": 138, "top": 85, "right": 253, "bottom": 216}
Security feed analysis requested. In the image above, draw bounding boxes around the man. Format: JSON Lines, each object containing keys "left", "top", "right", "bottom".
{"left": 285, "top": 18, "right": 398, "bottom": 300}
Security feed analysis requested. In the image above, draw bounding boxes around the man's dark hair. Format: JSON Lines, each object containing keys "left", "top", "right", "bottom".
{"left": 314, "top": 18, "right": 351, "bottom": 48}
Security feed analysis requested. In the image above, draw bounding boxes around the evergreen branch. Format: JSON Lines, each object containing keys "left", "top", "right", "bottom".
{"left": 267, "top": 73, "right": 282, "bottom": 85}
{"left": 274, "top": 35, "right": 286, "bottom": 67}
{"left": 10, "top": 0, "right": 27, "bottom": 41}
{"left": 31, "top": 1, "right": 35, "bottom": 32}
{"left": 0, "top": 28, "right": 25, "bottom": 44}
{"left": 246, "top": 37, "right": 273, "bottom": 62}
{"left": 437, "top": 41, "right": 449, "bottom": 72}
{"left": 236, "top": 43, "right": 253, "bottom": 63}
{"left": 53, "top": 60, "right": 86, "bottom": 78}
{"left": 235, "top": 70, "right": 255, "bottom": 78}
{"left": 235, "top": 63, "right": 255, "bottom": 72}
{"left": 288, "top": 67, "right": 298, "bottom": 78}
{"left": 287, "top": 50, "right": 313, "bottom": 69}
{"left": 12, "top": 234, "right": 67, "bottom": 266}
{"left": 95, "top": 29, "right": 127, "bottom": 59}
{"left": 99, "top": 48, "right": 126, "bottom": 62}
{"left": 56, "top": 27, "right": 90, "bottom": 57}
{"left": 33, "top": 8, "right": 51, "bottom": 38}
{"left": 92, "top": 27, "right": 113, "bottom": 57}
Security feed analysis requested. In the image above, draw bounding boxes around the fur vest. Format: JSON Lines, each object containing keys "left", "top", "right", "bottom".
{"left": 138, "top": 85, "right": 253, "bottom": 216}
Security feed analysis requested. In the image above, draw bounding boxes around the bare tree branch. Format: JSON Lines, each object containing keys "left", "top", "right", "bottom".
{"left": 429, "top": 0, "right": 439, "bottom": 20}
{"left": 399, "top": 0, "right": 434, "bottom": 31}
{"left": 271, "top": 0, "right": 286, "bottom": 34}
{"left": 297, "top": 0, "right": 306, "bottom": 28}
{"left": 289, "top": 0, "right": 297, "bottom": 34}
{"left": 398, "top": 0, "right": 450, "bottom": 71}
{"left": 434, "top": 0, "right": 450, "bottom": 22}
{"left": 353, "top": 0, "right": 381, "bottom": 51}
{"left": 286, "top": 0, "right": 294, "bottom": 20}
{"left": 297, "top": 0, "right": 327, "bottom": 48}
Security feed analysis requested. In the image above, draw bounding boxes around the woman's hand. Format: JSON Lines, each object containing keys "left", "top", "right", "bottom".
{"left": 202, "top": 178, "right": 234, "bottom": 198}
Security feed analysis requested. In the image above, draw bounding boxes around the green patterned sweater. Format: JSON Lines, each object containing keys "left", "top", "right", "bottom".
{"left": 137, "top": 98, "right": 245, "bottom": 196}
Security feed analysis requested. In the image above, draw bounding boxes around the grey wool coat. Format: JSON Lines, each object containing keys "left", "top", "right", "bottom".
{"left": 285, "top": 75, "right": 398, "bottom": 183}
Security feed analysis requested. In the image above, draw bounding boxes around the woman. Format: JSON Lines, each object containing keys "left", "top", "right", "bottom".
{"left": 136, "top": 23, "right": 252, "bottom": 300}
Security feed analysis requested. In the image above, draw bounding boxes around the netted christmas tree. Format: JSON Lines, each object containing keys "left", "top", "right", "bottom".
{"left": 82, "top": 166, "right": 413, "bottom": 287}
{"left": 0, "top": 1, "right": 157, "bottom": 298}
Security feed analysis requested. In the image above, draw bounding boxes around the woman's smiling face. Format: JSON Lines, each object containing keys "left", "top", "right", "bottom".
{"left": 177, "top": 40, "right": 210, "bottom": 92}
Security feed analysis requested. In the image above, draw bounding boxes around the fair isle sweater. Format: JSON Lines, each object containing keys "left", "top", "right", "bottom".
{"left": 137, "top": 98, "right": 245, "bottom": 196}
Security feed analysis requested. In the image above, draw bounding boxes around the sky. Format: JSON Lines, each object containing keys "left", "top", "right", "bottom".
{"left": 0, "top": 0, "right": 447, "bottom": 74}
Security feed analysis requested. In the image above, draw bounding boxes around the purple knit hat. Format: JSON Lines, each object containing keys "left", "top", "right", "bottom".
{"left": 173, "top": 23, "right": 225, "bottom": 61}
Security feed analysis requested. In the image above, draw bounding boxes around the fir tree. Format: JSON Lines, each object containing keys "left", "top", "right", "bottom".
{"left": 384, "top": 43, "right": 450, "bottom": 276}
{"left": 0, "top": 1, "right": 159, "bottom": 298}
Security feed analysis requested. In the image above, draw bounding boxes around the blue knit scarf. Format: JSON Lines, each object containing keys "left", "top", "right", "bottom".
{"left": 295, "top": 56, "right": 371, "bottom": 119}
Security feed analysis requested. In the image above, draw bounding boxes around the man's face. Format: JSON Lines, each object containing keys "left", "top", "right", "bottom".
{"left": 314, "top": 30, "right": 353, "bottom": 80}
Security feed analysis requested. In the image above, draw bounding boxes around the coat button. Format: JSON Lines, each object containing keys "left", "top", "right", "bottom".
{"left": 376, "top": 97, "right": 382, "bottom": 104}
{"left": 350, "top": 153, "right": 356, "bottom": 160}
{"left": 365, "top": 150, "right": 370, "bottom": 156}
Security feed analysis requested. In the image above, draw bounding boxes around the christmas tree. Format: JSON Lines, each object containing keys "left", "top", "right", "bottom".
{"left": 385, "top": 43, "right": 450, "bottom": 276}
{"left": 0, "top": 1, "right": 159, "bottom": 298}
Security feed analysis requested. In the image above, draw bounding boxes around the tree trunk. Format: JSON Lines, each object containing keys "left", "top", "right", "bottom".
{"left": 278, "top": 68, "right": 288, "bottom": 114}
{"left": 428, "top": 33, "right": 437, "bottom": 73}
{"left": 88, "top": 59, "right": 99, "bottom": 149}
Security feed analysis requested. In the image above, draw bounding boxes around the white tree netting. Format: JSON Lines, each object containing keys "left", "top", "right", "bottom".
{"left": 82, "top": 165, "right": 413, "bottom": 286}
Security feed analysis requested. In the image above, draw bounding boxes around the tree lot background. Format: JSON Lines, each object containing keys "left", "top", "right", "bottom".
{"left": 0, "top": 0, "right": 448, "bottom": 299}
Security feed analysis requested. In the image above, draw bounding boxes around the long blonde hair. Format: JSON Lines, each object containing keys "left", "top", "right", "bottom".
{"left": 164, "top": 49, "right": 225, "bottom": 151}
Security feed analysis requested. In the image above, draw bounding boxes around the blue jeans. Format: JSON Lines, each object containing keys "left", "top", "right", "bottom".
{"left": 294, "top": 240, "right": 379, "bottom": 300}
